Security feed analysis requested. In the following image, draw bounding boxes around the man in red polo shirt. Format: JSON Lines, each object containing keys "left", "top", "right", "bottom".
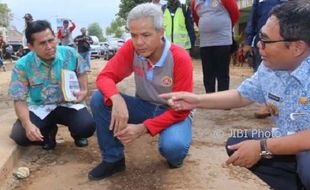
{"left": 88, "top": 3, "right": 193, "bottom": 180}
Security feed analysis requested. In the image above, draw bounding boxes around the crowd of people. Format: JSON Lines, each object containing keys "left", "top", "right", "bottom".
{"left": 5, "top": 0, "right": 310, "bottom": 189}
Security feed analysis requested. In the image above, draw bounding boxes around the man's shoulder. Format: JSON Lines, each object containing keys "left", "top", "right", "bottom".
{"left": 15, "top": 52, "right": 35, "bottom": 68}
{"left": 57, "top": 46, "right": 76, "bottom": 54}
{"left": 170, "top": 44, "right": 190, "bottom": 58}
{"left": 169, "top": 44, "right": 192, "bottom": 66}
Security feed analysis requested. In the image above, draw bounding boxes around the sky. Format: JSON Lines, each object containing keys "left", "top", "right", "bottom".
{"left": 1, "top": 0, "right": 121, "bottom": 36}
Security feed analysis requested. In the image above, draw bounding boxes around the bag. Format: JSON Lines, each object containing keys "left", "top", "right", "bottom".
{"left": 230, "top": 34, "right": 239, "bottom": 54}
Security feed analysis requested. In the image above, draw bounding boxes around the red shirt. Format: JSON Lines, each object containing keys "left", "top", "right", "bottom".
{"left": 96, "top": 40, "right": 193, "bottom": 136}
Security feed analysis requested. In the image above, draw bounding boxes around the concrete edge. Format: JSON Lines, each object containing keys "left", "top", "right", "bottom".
{"left": 0, "top": 145, "right": 22, "bottom": 189}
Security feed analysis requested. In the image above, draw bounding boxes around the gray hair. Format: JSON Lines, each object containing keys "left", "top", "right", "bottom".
{"left": 127, "top": 3, "right": 163, "bottom": 31}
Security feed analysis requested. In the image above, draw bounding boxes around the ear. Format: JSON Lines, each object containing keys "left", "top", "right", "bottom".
{"left": 292, "top": 40, "right": 307, "bottom": 57}
{"left": 27, "top": 43, "right": 34, "bottom": 51}
{"left": 158, "top": 27, "right": 165, "bottom": 38}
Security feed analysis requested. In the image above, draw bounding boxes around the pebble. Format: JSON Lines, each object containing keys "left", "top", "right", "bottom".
{"left": 14, "top": 167, "right": 30, "bottom": 179}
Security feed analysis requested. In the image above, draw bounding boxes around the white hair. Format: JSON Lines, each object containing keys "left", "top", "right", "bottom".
{"left": 127, "top": 3, "right": 163, "bottom": 31}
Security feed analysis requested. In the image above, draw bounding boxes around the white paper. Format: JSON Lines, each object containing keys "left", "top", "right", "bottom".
{"left": 29, "top": 105, "right": 57, "bottom": 120}
{"left": 61, "top": 69, "right": 80, "bottom": 102}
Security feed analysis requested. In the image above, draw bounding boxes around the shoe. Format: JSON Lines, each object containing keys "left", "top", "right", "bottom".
{"left": 88, "top": 158, "right": 126, "bottom": 180}
{"left": 42, "top": 126, "right": 58, "bottom": 150}
{"left": 167, "top": 161, "right": 183, "bottom": 169}
{"left": 74, "top": 138, "right": 88, "bottom": 147}
{"left": 254, "top": 106, "right": 271, "bottom": 119}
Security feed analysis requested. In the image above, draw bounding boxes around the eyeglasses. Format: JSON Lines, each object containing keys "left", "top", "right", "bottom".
{"left": 258, "top": 32, "right": 298, "bottom": 49}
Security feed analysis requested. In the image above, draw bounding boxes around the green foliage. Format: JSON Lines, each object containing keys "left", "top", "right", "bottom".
{"left": 118, "top": 0, "right": 149, "bottom": 20}
{"left": 87, "top": 22, "right": 105, "bottom": 42}
{"left": 0, "top": 3, "right": 12, "bottom": 27}
{"left": 105, "top": 17, "right": 126, "bottom": 38}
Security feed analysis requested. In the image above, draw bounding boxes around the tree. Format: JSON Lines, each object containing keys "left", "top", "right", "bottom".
{"left": 118, "top": 0, "right": 149, "bottom": 20}
{"left": 105, "top": 17, "right": 126, "bottom": 38}
{"left": 0, "top": 3, "right": 12, "bottom": 27}
{"left": 87, "top": 22, "right": 105, "bottom": 42}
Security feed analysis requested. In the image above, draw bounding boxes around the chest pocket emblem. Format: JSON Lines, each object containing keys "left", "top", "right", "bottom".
{"left": 299, "top": 97, "right": 308, "bottom": 105}
{"left": 161, "top": 76, "right": 173, "bottom": 87}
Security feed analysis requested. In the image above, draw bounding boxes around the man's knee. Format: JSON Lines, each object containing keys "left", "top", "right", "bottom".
{"left": 297, "top": 152, "right": 310, "bottom": 189}
{"left": 159, "top": 138, "right": 190, "bottom": 160}
{"left": 10, "top": 121, "right": 31, "bottom": 146}
{"left": 226, "top": 136, "right": 246, "bottom": 156}
{"left": 74, "top": 120, "right": 96, "bottom": 138}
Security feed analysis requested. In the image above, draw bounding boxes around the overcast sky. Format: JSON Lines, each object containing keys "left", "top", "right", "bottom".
{"left": 1, "top": 0, "right": 121, "bottom": 36}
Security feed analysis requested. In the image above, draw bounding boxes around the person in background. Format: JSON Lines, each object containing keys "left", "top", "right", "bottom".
{"left": 74, "top": 27, "right": 93, "bottom": 69}
{"left": 191, "top": 0, "right": 239, "bottom": 93}
{"left": 161, "top": 1, "right": 310, "bottom": 189}
{"left": 22, "top": 13, "right": 33, "bottom": 56}
{"left": 9, "top": 20, "right": 95, "bottom": 150}
{"left": 243, "top": 0, "right": 288, "bottom": 119}
{"left": 57, "top": 19, "right": 76, "bottom": 47}
{"left": 0, "top": 34, "right": 6, "bottom": 71}
{"left": 163, "top": 0, "right": 196, "bottom": 51}
{"left": 88, "top": 3, "right": 193, "bottom": 180}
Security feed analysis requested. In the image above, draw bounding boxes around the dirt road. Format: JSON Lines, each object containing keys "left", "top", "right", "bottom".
{"left": 1, "top": 59, "right": 273, "bottom": 190}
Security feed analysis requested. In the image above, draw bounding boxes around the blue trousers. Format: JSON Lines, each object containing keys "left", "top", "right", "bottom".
{"left": 226, "top": 129, "right": 308, "bottom": 190}
{"left": 90, "top": 90, "right": 192, "bottom": 165}
{"left": 79, "top": 51, "right": 91, "bottom": 69}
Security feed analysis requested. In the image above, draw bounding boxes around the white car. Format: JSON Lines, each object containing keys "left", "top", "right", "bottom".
{"left": 90, "top": 44, "right": 102, "bottom": 59}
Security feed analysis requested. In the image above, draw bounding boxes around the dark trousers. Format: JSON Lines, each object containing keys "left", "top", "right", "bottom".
{"left": 10, "top": 106, "right": 96, "bottom": 146}
{"left": 200, "top": 45, "right": 231, "bottom": 93}
{"left": 226, "top": 129, "right": 306, "bottom": 190}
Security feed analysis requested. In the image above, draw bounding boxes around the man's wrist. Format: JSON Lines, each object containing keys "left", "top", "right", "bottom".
{"left": 139, "top": 124, "right": 148, "bottom": 134}
{"left": 21, "top": 120, "right": 32, "bottom": 129}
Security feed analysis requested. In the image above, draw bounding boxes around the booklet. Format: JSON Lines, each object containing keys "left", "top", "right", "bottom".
{"left": 61, "top": 69, "right": 80, "bottom": 102}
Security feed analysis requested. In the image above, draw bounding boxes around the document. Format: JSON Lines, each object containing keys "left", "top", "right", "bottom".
{"left": 61, "top": 69, "right": 80, "bottom": 102}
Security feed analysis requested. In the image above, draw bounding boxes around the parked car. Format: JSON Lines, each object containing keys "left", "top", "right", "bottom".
{"left": 106, "top": 38, "right": 125, "bottom": 52}
{"left": 99, "top": 42, "right": 114, "bottom": 60}
{"left": 90, "top": 44, "right": 102, "bottom": 59}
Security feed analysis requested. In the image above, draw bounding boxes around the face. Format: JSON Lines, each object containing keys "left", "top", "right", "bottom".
{"left": 28, "top": 28, "right": 57, "bottom": 64}
{"left": 258, "top": 16, "right": 297, "bottom": 70}
{"left": 63, "top": 22, "right": 69, "bottom": 28}
{"left": 81, "top": 29, "right": 86, "bottom": 35}
{"left": 129, "top": 17, "right": 164, "bottom": 59}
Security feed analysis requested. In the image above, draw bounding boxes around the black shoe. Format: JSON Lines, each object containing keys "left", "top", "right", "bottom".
{"left": 42, "top": 126, "right": 58, "bottom": 150}
{"left": 88, "top": 158, "right": 126, "bottom": 180}
{"left": 168, "top": 161, "right": 183, "bottom": 169}
{"left": 74, "top": 138, "right": 88, "bottom": 147}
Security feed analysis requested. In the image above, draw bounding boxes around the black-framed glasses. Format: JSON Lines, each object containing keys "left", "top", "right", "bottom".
{"left": 258, "top": 31, "right": 298, "bottom": 49}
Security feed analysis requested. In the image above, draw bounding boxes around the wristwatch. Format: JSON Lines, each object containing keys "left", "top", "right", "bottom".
{"left": 260, "top": 139, "right": 273, "bottom": 159}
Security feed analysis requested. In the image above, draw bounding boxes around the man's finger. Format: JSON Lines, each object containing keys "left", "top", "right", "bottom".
{"left": 115, "top": 128, "right": 127, "bottom": 137}
{"left": 159, "top": 93, "right": 177, "bottom": 99}
{"left": 109, "top": 117, "right": 116, "bottom": 131}
{"left": 225, "top": 152, "right": 239, "bottom": 166}
{"left": 227, "top": 142, "right": 241, "bottom": 151}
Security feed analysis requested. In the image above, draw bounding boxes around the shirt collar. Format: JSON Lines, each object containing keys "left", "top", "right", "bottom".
{"left": 152, "top": 37, "right": 171, "bottom": 68}
{"left": 290, "top": 55, "right": 310, "bottom": 86}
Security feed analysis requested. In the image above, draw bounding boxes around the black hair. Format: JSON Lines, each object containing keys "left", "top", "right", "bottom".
{"left": 25, "top": 20, "right": 55, "bottom": 45}
{"left": 271, "top": 0, "right": 310, "bottom": 46}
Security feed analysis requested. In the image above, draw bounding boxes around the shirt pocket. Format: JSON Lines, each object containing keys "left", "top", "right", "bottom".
{"left": 29, "top": 81, "right": 44, "bottom": 104}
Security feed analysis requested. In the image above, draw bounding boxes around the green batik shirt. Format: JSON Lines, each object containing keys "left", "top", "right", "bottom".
{"left": 9, "top": 46, "right": 89, "bottom": 105}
